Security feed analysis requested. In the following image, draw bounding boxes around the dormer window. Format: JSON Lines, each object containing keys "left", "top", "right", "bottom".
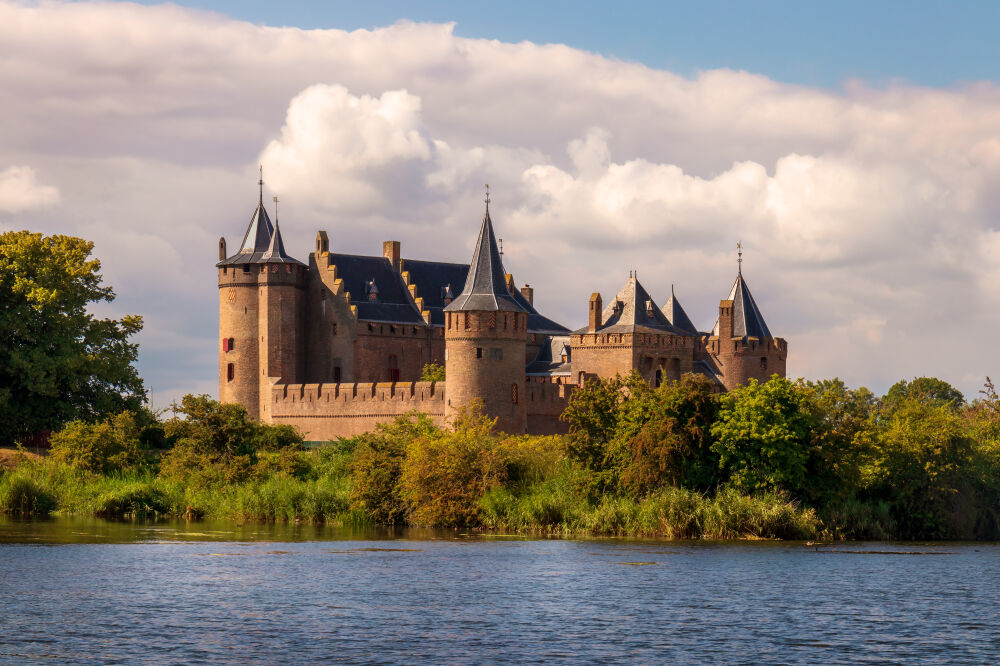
{"left": 366, "top": 278, "right": 379, "bottom": 302}
{"left": 441, "top": 283, "right": 453, "bottom": 305}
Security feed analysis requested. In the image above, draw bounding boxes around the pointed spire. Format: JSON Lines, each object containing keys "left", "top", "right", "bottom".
{"left": 662, "top": 284, "right": 698, "bottom": 334}
{"left": 444, "top": 192, "right": 526, "bottom": 312}
{"left": 713, "top": 270, "right": 772, "bottom": 340}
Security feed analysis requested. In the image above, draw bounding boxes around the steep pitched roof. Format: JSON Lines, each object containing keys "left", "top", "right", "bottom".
{"left": 330, "top": 253, "right": 425, "bottom": 325}
{"left": 661, "top": 285, "right": 698, "bottom": 335}
{"left": 259, "top": 223, "right": 304, "bottom": 266}
{"left": 217, "top": 202, "right": 275, "bottom": 266}
{"left": 526, "top": 335, "right": 572, "bottom": 376}
{"left": 443, "top": 205, "right": 526, "bottom": 313}
{"left": 712, "top": 272, "right": 773, "bottom": 339}
{"left": 572, "top": 276, "right": 688, "bottom": 335}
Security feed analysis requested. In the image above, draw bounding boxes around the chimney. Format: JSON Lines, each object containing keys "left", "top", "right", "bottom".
{"left": 521, "top": 284, "right": 534, "bottom": 307}
{"left": 383, "top": 240, "right": 401, "bottom": 272}
{"left": 316, "top": 230, "right": 330, "bottom": 255}
{"left": 718, "top": 299, "right": 734, "bottom": 338}
{"left": 588, "top": 293, "right": 603, "bottom": 332}
{"left": 218, "top": 237, "right": 227, "bottom": 262}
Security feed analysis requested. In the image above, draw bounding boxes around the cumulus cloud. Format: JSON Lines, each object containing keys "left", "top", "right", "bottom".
{"left": 0, "top": 166, "right": 59, "bottom": 213}
{"left": 1, "top": 0, "right": 999, "bottom": 401}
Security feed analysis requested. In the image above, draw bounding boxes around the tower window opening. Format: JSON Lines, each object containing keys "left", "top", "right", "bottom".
{"left": 476, "top": 347, "right": 483, "bottom": 359}
{"left": 332, "top": 323, "right": 338, "bottom": 336}
{"left": 242, "top": 265, "right": 250, "bottom": 273}
{"left": 387, "top": 354, "right": 400, "bottom": 382}
{"left": 222, "top": 338, "right": 230, "bottom": 352}
{"left": 760, "top": 357, "right": 768, "bottom": 371}
{"left": 333, "top": 366, "right": 342, "bottom": 383}
{"left": 227, "top": 363, "right": 234, "bottom": 382}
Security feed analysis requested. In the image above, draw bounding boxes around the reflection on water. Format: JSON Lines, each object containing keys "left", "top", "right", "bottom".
{"left": 1, "top": 516, "right": 999, "bottom": 664}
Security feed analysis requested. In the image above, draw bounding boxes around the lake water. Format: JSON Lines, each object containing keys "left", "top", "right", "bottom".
{"left": 1, "top": 517, "right": 998, "bottom": 664}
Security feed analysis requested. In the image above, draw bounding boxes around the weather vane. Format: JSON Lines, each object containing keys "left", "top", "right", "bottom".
{"left": 258, "top": 164, "right": 264, "bottom": 204}
{"left": 273, "top": 195, "right": 279, "bottom": 224}
{"left": 484, "top": 183, "right": 490, "bottom": 207}
{"left": 499, "top": 237, "right": 503, "bottom": 257}
{"left": 737, "top": 241, "right": 743, "bottom": 274}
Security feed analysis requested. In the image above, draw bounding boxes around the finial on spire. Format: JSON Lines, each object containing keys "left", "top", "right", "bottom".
{"left": 737, "top": 241, "right": 743, "bottom": 275}
{"left": 484, "top": 183, "right": 491, "bottom": 211}
{"left": 273, "top": 195, "right": 279, "bottom": 226}
{"left": 258, "top": 165, "right": 264, "bottom": 205}
{"left": 498, "top": 237, "right": 503, "bottom": 257}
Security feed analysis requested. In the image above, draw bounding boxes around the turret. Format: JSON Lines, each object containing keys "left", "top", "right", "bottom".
{"left": 217, "top": 172, "right": 305, "bottom": 419}
{"left": 443, "top": 192, "right": 528, "bottom": 434}
{"left": 709, "top": 247, "right": 787, "bottom": 389}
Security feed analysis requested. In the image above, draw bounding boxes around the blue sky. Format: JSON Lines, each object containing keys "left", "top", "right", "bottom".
{"left": 127, "top": 0, "right": 999, "bottom": 88}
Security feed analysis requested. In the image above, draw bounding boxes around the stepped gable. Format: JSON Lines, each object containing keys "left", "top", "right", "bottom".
{"left": 573, "top": 275, "right": 687, "bottom": 335}
{"left": 259, "top": 222, "right": 304, "bottom": 265}
{"left": 661, "top": 285, "right": 698, "bottom": 334}
{"left": 526, "top": 335, "right": 572, "bottom": 376}
{"left": 398, "top": 258, "right": 470, "bottom": 326}
{"left": 443, "top": 203, "right": 526, "bottom": 313}
{"left": 330, "top": 253, "right": 425, "bottom": 324}
{"left": 712, "top": 271, "right": 773, "bottom": 339}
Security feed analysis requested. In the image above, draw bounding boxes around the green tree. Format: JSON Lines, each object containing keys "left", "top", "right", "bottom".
{"left": 621, "top": 374, "right": 721, "bottom": 495}
{"left": 0, "top": 231, "right": 144, "bottom": 443}
{"left": 49, "top": 411, "right": 146, "bottom": 474}
{"left": 883, "top": 377, "right": 965, "bottom": 413}
{"left": 419, "top": 362, "right": 446, "bottom": 382}
{"left": 711, "top": 377, "right": 815, "bottom": 495}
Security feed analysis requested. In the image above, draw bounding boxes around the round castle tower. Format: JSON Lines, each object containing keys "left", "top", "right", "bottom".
{"left": 444, "top": 197, "right": 528, "bottom": 434}
{"left": 218, "top": 178, "right": 305, "bottom": 419}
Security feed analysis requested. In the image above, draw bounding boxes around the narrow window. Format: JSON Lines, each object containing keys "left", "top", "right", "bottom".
{"left": 387, "top": 354, "right": 400, "bottom": 382}
{"left": 227, "top": 363, "right": 235, "bottom": 382}
{"left": 760, "top": 357, "right": 768, "bottom": 371}
{"left": 222, "top": 338, "right": 230, "bottom": 352}
{"left": 331, "top": 323, "right": 338, "bottom": 336}
{"left": 242, "top": 264, "right": 250, "bottom": 273}
{"left": 333, "top": 366, "right": 342, "bottom": 383}
{"left": 476, "top": 347, "right": 483, "bottom": 359}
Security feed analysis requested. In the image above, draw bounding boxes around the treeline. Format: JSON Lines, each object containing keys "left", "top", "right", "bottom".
{"left": 2, "top": 374, "right": 998, "bottom": 540}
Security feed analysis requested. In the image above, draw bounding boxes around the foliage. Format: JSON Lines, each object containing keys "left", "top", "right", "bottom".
{"left": 711, "top": 377, "right": 815, "bottom": 496}
{"left": 159, "top": 395, "right": 303, "bottom": 486}
{"left": 0, "top": 230, "right": 145, "bottom": 444}
{"left": 48, "top": 411, "right": 147, "bottom": 474}
{"left": 349, "top": 412, "right": 441, "bottom": 525}
{"left": 883, "top": 376, "right": 965, "bottom": 413}
{"left": 419, "top": 362, "right": 446, "bottom": 382}
{"left": 399, "top": 405, "right": 507, "bottom": 526}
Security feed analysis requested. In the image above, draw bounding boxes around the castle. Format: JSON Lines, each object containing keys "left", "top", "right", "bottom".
{"left": 217, "top": 181, "right": 787, "bottom": 439}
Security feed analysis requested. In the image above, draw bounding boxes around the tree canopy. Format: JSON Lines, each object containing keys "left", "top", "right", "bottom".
{"left": 0, "top": 230, "right": 145, "bottom": 443}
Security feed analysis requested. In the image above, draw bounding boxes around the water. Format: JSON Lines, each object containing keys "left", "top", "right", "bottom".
{"left": 1, "top": 518, "right": 998, "bottom": 664}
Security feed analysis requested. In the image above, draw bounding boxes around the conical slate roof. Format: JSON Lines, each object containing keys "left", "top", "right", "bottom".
{"left": 259, "top": 222, "right": 304, "bottom": 265}
{"left": 573, "top": 275, "right": 687, "bottom": 335}
{"left": 217, "top": 199, "right": 276, "bottom": 266}
{"left": 661, "top": 285, "right": 698, "bottom": 334}
{"left": 712, "top": 272, "right": 772, "bottom": 339}
{"left": 444, "top": 205, "right": 526, "bottom": 313}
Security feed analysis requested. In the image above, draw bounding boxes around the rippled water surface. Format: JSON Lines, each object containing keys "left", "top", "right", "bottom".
{"left": 1, "top": 517, "right": 998, "bottom": 664}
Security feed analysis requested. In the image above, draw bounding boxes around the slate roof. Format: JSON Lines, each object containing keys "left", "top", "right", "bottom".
{"left": 329, "top": 253, "right": 425, "bottom": 325}
{"left": 526, "top": 335, "right": 572, "bottom": 376}
{"left": 693, "top": 359, "right": 725, "bottom": 387}
{"left": 217, "top": 202, "right": 275, "bottom": 266}
{"left": 259, "top": 223, "right": 305, "bottom": 266}
{"left": 712, "top": 271, "right": 773, "bottom": 340}
{"left": 444, "top": 206, "right": 526, "bottom": 313}
{"left": 399, "top": 258, "right": 470, "bottom": 326}
{"left": 572, "top": 276, "right": 689, "bottom": 335}
{"left": 661, "top": 285, "right": 698, "bottom": 335}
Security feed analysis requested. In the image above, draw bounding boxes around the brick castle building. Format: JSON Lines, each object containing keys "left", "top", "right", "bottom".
{"left": 217, "top": 181, "right": 787, "bottom": 439}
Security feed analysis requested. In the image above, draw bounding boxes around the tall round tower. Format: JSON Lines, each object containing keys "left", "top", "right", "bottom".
{"left": 217, "top": 179, "right": 273, "bottom": 419}
{"left": 444, "top": 196, "right": 528, "bottom": 434}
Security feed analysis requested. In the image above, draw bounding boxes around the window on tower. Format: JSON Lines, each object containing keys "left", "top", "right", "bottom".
{"left": 227, "top": 363, "right": 235, "bottom": 382}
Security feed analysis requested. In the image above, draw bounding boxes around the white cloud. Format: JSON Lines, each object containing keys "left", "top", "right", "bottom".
{"left": 2, "top": 1, "right": 999, "bottom": 398}
{"left": 0, "top": 166, "right": 59, "bottom": 213}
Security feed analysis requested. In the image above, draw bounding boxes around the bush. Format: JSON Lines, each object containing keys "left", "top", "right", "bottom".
{"left": 350, "top": 412, "right": 440, "bottom": 524}
{"left": 49, "top": 412, "right": 146, "bottom": 474}
{"left": 0, "top": 471, "right": 56, "bottom": 515}
{"left": 399, "top": 406, "right": 506, "bottom": 526}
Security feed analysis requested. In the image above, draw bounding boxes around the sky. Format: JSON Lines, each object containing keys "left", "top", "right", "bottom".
{"left": 2, "top": 0, "right": 1000, "bottom": 406}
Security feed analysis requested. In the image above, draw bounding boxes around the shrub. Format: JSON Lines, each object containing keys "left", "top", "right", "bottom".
{"left": 49, "top": 412, "right": 146, "bottom": 474}
{"left": 0, "top": 471, "right": 56, "bottom": 515}
{"left": 399, "top": 406, "right": 506, "bottom": 526}
{"left": 419, "top": 362, "right": 446, "bottom": 382}
{"left": 350, "top": 412, "right": 440, "bottom": 524}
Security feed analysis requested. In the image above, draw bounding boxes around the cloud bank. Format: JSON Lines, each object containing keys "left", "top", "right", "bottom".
{"left": 1, "top": 1, "right": 998, "bottom": 403}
